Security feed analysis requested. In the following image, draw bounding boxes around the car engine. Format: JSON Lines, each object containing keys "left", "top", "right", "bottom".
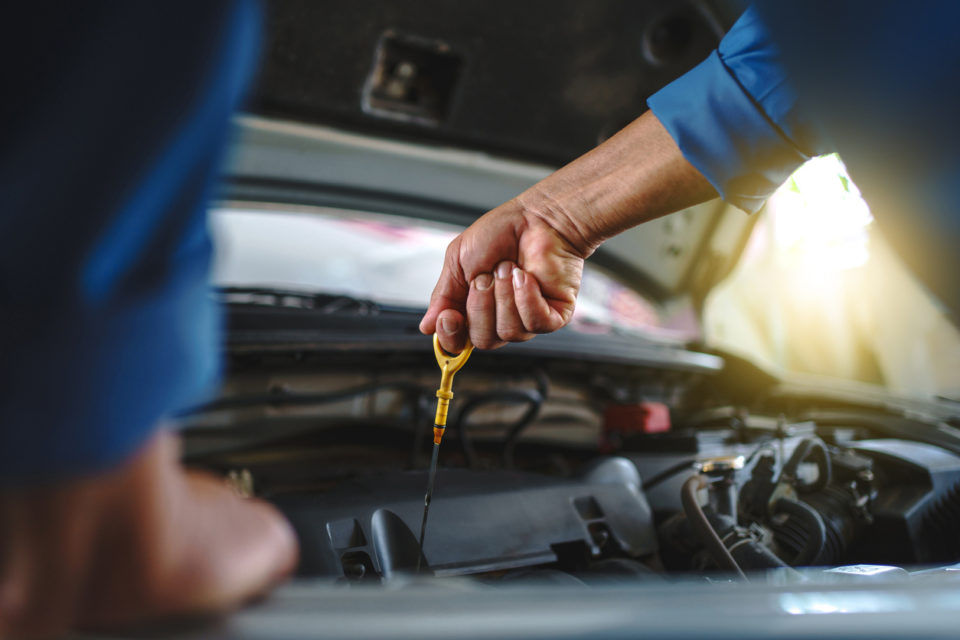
{"left": 180, "top": 336, "right": 960, "bottom": 586}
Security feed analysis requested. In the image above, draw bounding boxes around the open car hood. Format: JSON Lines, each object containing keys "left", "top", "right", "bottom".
{"left": 233, "top": 0, "right": 754, "bottom": 307}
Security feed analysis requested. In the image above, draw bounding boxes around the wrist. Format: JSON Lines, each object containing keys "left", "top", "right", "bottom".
{"left": 513, "top": 111, "right": 718, "bottom": 260}
{"left": 513, "top": 186, "right": 601, "bottom": 259}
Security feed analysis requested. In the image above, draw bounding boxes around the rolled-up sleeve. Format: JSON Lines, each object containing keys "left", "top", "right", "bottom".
{"left": 647, "top": 6, "right": 832, "bottom": 213}
{"left": 0, "top": 1, "right": 259, "bottom": 482}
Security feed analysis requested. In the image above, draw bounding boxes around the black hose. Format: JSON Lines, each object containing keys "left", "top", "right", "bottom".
{"left": 453, "top": 389, "right": 542, "bottom": 469}
{"left": 782, "top": 437, "right": 832, "bottom": 493}
{"left": 773, "top": 498, "right": 827, "bottom": 566}
{"left": 744, "top": 441, "right": 777, "bottom": 466}
{"left": 451, "top": 370, "right": 548, "bottom": 469}
{"left": 680, "top": 475, "right": 748, "bottom": 581}
{"left": 501, "top": 398, "right": 544, "bottom": 468}
{"left": 643, "top": 441, "right": 776, "bottom": 493}
{"left": 642, "top": 459, "right": 700, "bottom": 491}
{"left": 501, "top": 370, "right": 549, "bottom": 467}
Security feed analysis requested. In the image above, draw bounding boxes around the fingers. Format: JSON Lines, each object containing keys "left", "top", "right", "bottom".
{"left": 421, "top": 203, "right": 582, "bottom": 349}
{"left": 0, "top": 483, "right": 100, "bottom": 640}
{"left": 466, "top": 273, "right": 504, "bottom": 350}
{"left": 161, "top": 472, "right": 299, "bottom": 615}
{"left": 75, "top": 467, "right": 298, "bottom": 631}
{"left": 435, "top": 309, "right": 467, "bottom": 355}
{"left": 0, "top": 433, "right": 300, "bottom": 637}
{"left": 419, "top": 238, "right": 469, "bottom": 336}
{"left": 514, "top": 264, "right": 573, "bottom": 333}
{"left": 465, "top": 261, "right": 568, "bottom": 349}
{"left": 494, "top": 261, "right": 535, "bottom": 343}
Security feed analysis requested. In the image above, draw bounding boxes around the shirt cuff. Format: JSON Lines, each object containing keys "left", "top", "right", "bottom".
{"left": 647, "top": 49, "right": 811, "bottom": 214}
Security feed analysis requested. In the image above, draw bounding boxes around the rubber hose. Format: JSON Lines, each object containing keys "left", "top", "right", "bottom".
{"left": 773, "top": 497, "right": 827, "bottom": 566}
{"left": 502, "top": 370, "right": 549, "bottom": 467}
{"left": 454, "top": 389, "right": 541, "bottom": 469}
{"left": 680, "top": 475, "right": 748, "bottom": 580}
{"left": 501, "top": 397, "right": 544, "bottom": 468}
{"left": 782, "top": 438, "right": 832, "bottom": 494}
{"left": 642, "top": 459, "right": 700, "bottom": 491}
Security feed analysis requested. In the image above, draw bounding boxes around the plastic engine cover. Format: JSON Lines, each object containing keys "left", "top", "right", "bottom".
{"left": 275, "top": 457, "right": 656, "bottom": 579}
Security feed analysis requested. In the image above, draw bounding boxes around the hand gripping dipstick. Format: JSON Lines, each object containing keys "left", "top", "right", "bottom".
{"left": 416, "top": 334, "right": 474, "bottom": 573}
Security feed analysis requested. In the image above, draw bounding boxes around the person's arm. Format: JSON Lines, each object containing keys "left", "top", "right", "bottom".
{"left": 0, "top": 431, "right": 297, "bottom": 637}
{"left": 421, "top": 5, "right": 830, "bottom": 354}
{"left": 420, "top": 111, "right": 716, "bottom": 353}
{"left": 0, "top": 3, "right": 296, "bottom": 636}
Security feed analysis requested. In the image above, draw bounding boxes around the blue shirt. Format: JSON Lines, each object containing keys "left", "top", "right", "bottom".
{"left": 649, "top": 3, "right": 960, "bottom": 322}
{"left": 0, "top": 1, "right": 259, "bottom": 482}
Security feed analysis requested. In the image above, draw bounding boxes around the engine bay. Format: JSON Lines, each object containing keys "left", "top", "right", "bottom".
{"left": 180, "top": 341, "right": 960, "bottom": 586}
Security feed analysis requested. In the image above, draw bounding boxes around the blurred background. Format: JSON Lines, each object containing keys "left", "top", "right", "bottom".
{"left": 705, "top": 155, "right": 960, "bottom": 398}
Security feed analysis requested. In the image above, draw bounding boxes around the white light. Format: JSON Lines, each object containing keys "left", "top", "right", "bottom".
{"left": 767, "top": 154, "right": 873, "bottom": 281}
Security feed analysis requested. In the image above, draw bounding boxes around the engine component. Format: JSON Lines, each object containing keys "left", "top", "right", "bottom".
{"left": 781, "top": 437, "right": 832, "bottom": 493}
{"left": 783, "top": 483, "right": 868, "bottom": 565}
{"left": 276, "top": 457, "right": 657, "bottom": 581}
{"left": 741, "top": 437, "right": 873, "bottom": 567}
{"left": 770, "top": 497, "right": 826, "bottom": 566}
{"left": 852, "top": 439, "right": 960, "bottom": 564}
{"left": 658, "top": 437, "right": 878, "bottom": 572}
{"left": 661, "top": 471, "right": 791, "bottom": 576}
{"left": 680, "top": 474, "right": 746, "bottom": 578}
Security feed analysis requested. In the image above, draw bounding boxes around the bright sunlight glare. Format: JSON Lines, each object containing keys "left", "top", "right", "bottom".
{"left": 706, "top": 153, "right": 960, "bottom": 396}
{"left": 768, "top": 154, "right": 873, "bottom": 280}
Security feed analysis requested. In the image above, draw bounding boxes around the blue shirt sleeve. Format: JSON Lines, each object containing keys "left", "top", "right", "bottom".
{"left": 750, "top": 1, "right": 960, "bottom": 323}
{"left": 647, "top": 6, "right": 832, "bottom": 213}
{"left": 0, "top": 1, "right": 260, "bottom": 482}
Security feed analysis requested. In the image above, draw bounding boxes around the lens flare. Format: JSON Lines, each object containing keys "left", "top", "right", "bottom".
{"left": 768, "top": 154, "right": 873, "bottom": 285}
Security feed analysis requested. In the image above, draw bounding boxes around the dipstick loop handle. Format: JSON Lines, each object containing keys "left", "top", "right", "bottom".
{"left": 432, "top": 334, "right": 473, "bottom": 444}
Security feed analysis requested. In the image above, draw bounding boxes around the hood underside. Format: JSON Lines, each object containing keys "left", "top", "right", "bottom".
{"left": 233, "top": 1, "right": 752, "bottom": 303}
{"left": 251, "top": 0, "right": 739, "bottom": 166}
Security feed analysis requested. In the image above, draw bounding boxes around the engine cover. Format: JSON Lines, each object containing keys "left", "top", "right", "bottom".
{"left": 853, "top": 439, "right": 960, "bottom": 564}
{"left": 275, "top": 457, "right": 657, "bottom": 580}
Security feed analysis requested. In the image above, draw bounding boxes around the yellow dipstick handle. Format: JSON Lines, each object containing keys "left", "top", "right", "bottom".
{"left": 432, "top": 334, "right": 474, "bottom": 444}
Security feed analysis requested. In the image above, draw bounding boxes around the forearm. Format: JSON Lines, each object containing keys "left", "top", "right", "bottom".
{"left": 514, "top": 110, "right": 717, "bottom": 258}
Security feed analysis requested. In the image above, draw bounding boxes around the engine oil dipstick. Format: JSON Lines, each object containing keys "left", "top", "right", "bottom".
{"left": 417, "top": 334, "right": 474, "bottom": 574}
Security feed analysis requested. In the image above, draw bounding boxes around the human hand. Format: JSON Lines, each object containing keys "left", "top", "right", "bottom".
{"left": 419, "top": 111, "right": 718, "bottom": 354}
{"left": 419, "top": 197, "right": 590, "bottom": 353}
{"left": 0, "top": 431, "right": 297, "bottom": 638}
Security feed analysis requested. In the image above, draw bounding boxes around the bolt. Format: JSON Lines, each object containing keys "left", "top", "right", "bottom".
{"left": 343, "top": 562, "right": 367, "bottom": 580}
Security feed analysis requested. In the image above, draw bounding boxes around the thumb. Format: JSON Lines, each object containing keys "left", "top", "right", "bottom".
{"left": 420, "top": 239, "right": 469, "bottom": 335}
{"left": 435, "top": 309, "right": 467, "bottom": 354}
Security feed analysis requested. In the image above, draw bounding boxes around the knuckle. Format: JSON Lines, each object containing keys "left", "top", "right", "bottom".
{"left": 443, "top": 238, "right": 459, "bottom": 259}
{"left": 443, "top": 338, "right": 466, "bottom": 355}
{"left": 498, "top": 327, "right": 523, "bottom": 342}
{"left": 473, "top": 337, "right": 495, "bottom": 350}
{"left": 470, "top": 330, "right": 500, "bottom": 350}
{"left": 526, "top": 315, "right": 555, "bottom": 334}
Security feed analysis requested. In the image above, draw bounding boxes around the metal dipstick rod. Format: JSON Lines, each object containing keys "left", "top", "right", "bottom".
{"left": 416, "top": 334, "right": 474, "bottom": 573}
